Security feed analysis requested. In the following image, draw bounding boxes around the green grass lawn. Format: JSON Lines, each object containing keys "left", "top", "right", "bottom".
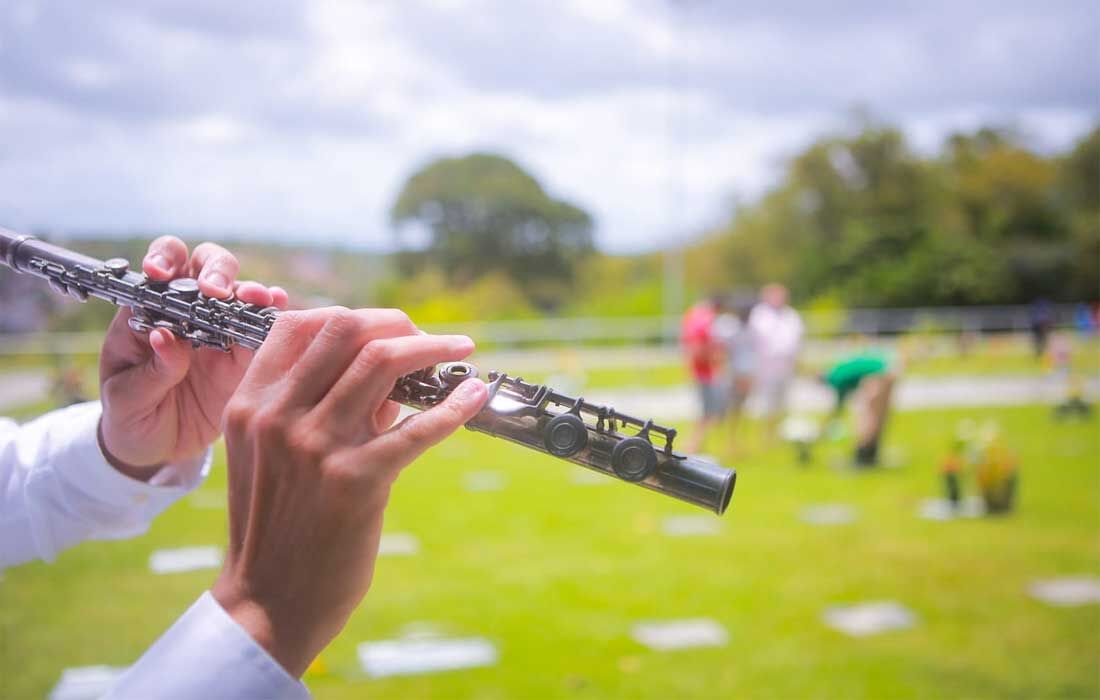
{"left": 2, "top": 404, "right": 1097, "bottom": 699}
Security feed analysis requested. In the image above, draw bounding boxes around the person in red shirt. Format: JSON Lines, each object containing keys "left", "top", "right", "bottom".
{"left": 682, "top": 295, "right": 728, "bottom": 453}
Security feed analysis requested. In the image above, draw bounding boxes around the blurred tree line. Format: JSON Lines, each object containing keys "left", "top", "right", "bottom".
{"left": 689, "top": 121, "right": 1099, "bottom": 306}
{"left": 7, "top": 121, "right": 1096, "bottom": 334}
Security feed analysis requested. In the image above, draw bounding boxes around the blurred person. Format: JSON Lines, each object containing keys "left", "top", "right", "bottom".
{"left": 821, "top": 349, "right": 901, "bottom": 467}
{"left": 713, "top": 298, "right": 757, "bottom": 451}
{"left": 681, "top": 294, "right": 728, "bottom": 453}
{"left": 1073, "top": 302, "right": 1097, "bottom": 336}
{"left": 0, "top": 236, "right": 488, "bottom": 699}
{"left": 748, "top": 283, "right": 803, "bottom": 439}
{"left": 1029, "top": 298, "right": 1054, "bottom": 358}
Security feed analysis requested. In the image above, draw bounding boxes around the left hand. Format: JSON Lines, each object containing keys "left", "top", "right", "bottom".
{"left": 97, "top": 236, "right": 290, "bottom": 478}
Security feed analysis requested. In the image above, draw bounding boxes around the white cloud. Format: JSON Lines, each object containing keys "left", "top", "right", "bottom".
{"left": 0, "top": 0, "right": 1094, "bottom": 253}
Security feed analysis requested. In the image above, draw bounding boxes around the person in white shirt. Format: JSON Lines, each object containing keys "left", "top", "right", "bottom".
{"left": 748, "top": 283, "right": 803, "bottom": 439}
{"left": 1, "top": 237, "right": 488, "bottom": 699}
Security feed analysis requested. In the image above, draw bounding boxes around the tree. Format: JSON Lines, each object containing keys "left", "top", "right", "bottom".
{"left": 1057, "top": 127, "right": 1100, "bottom": 300}
{"left": 688, "top": 120, "right": 1099, "bottom": 307}
{"left": 390, "top": 153, "right": 594, "bottom": 309}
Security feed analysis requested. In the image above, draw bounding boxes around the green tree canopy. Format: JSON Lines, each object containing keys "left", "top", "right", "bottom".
{"left": 390, "top": 153, "right": 594, "bottom": 309}
{"left": 692, "top": 121, "right": 1098, "bottom": 307}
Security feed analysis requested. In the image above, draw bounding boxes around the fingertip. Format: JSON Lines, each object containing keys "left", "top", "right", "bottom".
{"left": 148, "top": 328, "right": 175, "bottom": 358}
{"left": 270, "top": 287, "right": 289, "bottom": 310}
{"left": 197, "top": 275, "right": 233, "bottom": 300}
{"left": 454, "top": 377, "right": 488, "bottom": 409}
{"left": 235, "top": 281, "right": 273, "bottom": 307}
{"left": 142, "top": 256, "right": 172, "bottom": 280}
{"left": 144, "top": 236, "right": 188, "bottom": 279}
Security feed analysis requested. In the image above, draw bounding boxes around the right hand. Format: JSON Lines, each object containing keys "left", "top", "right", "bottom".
{"left": 211, "top": 307, "right": 488, "bottom": 677}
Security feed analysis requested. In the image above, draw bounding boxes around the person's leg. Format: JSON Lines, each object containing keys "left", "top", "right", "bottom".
{"left": 726, "top": 374, "right": 752, "bottom": 453}
{"left": 762, "top": 374, "right": 791, "bottom": 441}
{"left": 854, "top": 374, "right": 894, "bottom": 466}
{"left": 689, "top": 382, "right": 721, "bottom": 453}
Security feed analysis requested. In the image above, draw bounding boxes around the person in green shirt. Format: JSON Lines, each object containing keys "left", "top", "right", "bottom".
{"left": 822, "top": 350, "right": 899, "bottom": 467}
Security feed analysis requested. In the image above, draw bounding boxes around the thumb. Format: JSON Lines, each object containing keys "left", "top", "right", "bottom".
{"left": 370, "top": 378, "right": 488, "bottom": 470}
{"left": 141, "top": 328, "right": 192, "bottom": 392}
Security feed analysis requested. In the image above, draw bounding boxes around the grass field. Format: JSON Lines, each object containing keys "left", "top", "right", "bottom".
{"left": 1, "top": 403, "right": 1097, "bottom": 699}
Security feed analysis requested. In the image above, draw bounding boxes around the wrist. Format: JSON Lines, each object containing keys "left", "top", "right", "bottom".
{"left": 96, "top": 416, "right": 164, "bottom": 482}
{"left": 211, "top": 576, "right": 313, "bottom": 679}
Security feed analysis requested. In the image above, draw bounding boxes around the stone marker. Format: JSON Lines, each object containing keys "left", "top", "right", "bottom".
{"left": 631, "top": 618, "right": 728, "bottom": 651}
{"left": 661, "top": 515, "right": 721, "bottom": 536}
{"left": 187, "top": 491, "right": 226, "bottom": 510}
{"left": 917, "top": 497, "right": 984, "bottom": 521}
{"left": 464, "top": 471, "right": 506, "bottom": 492}
{"left": 49, "top": 666, "right": 126, "bottom": 700}
{"left": 780, "top": 415, "right": 820, "bottom": 443}
{"left": 378, "top": 533, "right": 420, "bottom": 556}
{"left": 823, "top": 601, "right": 915, "bottom": 637}
{"left": 1029, "top": 577, "right": 1100, "bottom": 606}
{"left": 358, "top": 637, "right": 498, "bottom": 677}
{"left": 800, "top": 503, "right": 858, "bottom": 525}
{"left": 148, "top": 546, "right": 222, "bottom": 575}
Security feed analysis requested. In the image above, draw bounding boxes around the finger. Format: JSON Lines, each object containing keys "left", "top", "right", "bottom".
{"left": 147, "top": 327, "right": 192, "bottom": 385}
{"left": 189, "top": 242, "right": 241, "bottom": 299}
{"left": 142, "top": 236, "right": 189, "bottom": 281}
{"left": 104, "top": 328, "right": 192, "bottom": 414}
{"left": 269, "top": 286, "right": 289, "bottom": 310}
{"left": 316, "top": 333, "right": 475, "bottom": 436}
{"left": 374, "top": 400, "right": 401, "bottom": 432}
{"left": 234, "top": 280, "right": 274, "bottom": 308}
{"left": 283, "top": 308, "right": 419, "bottom": 407}
{"left": 367, "top": 378, "right": 488, "bottom": 471}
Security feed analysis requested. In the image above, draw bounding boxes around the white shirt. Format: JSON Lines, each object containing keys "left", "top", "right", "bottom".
{"left": 1, "top": 401, "right": 308, "bottom": 699}
{"left": 748, "top": 303, "right": 804, "bottom": 376}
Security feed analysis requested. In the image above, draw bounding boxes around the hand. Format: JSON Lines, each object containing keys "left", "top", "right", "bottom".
{"left": 210, "top": 307, "right": 488, "bottom": 677}
{"left": 98, "top": 236, "right": 290, "bottom": 478}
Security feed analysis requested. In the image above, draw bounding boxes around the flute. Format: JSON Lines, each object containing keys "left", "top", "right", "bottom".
{"left": 0, "top": 228, "right": 735, "bottom": 514}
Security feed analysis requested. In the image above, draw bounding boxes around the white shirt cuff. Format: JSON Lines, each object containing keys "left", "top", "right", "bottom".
{"left": 23, "top": 401, "right": 212, "bottom": 561}
{"left": 105, "top": 591, "right": 310, "bottom": 700}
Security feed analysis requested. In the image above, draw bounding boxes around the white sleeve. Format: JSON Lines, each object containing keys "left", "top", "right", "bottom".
{"left": 0, "top": 401, "right": 211, "bottom": 569}
{"left": 105, "top": 592, "right": 310, "bottom": 700}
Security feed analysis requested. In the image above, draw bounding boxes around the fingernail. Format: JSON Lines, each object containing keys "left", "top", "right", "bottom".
{"left": 205, "top": 271, "right": 229, "bottom": 291}
{"left": 149, "top": 254, "right": 170, "bottom": 272}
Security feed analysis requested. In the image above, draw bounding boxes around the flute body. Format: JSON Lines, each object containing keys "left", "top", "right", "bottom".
{"left": 1, "top": 228, "right": 735, "bottom": 514}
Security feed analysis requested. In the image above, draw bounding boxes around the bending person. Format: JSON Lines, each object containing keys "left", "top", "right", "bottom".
{"left": 821, "top": 349, "right": 900, "bottom": 467}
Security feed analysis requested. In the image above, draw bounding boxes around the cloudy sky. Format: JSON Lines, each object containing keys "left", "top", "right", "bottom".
{"left": 1, "top": 0, "right": 1096, "bottom": 253}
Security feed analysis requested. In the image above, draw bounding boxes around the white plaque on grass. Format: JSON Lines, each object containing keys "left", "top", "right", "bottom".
{"left": 823, "top": 601, "right": 915, "bottom": 637}
{"left": 464, "top": 471, "right": 505, "bottom": 492}
{"left": 49, "top": 665, "right": 127, "bottom": 700}
{"left": 1029, "top": 577, "right": 1100, "bottom": 606}
{"left": 187, "top": 491, "right": 226, "bottom": 510}
{"left": 800, "top": 503, "right": 857, "bottom": 525}
{"left": 661, "top": 515, "right": 721, "bottom": 537}
{"left": 631, "top": 619, "right": 728, "bottom": 650}
{"left": 358, "top": 637, "right": 498, "bottom": 677}
{"left": 148, "top": 546, "right": 222, "bottom": 574}
{"left": 917, "top": 497, "right": 985, "bottom": 521}
{"left": 780, "top": 415, "right": 820, "bottom": 443}
{"left": 379, "top": 533, "right": 420, "bottom": 556}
